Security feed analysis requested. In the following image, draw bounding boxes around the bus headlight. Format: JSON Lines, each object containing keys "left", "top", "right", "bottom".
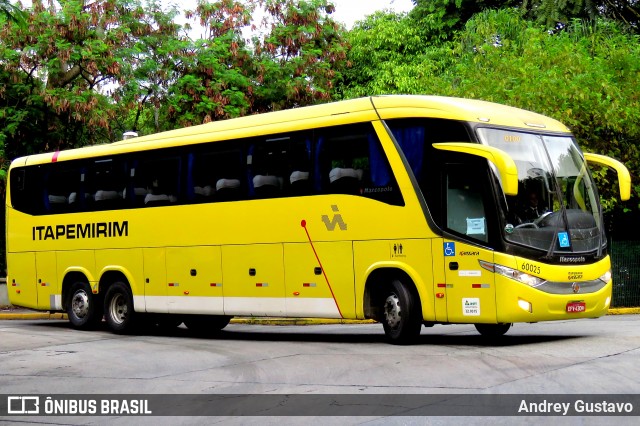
{"left": 480, "top": 260, "right": 546, "bottom": 288}
{"left": 598, "top": 270, "right": 612, "bottom": 283}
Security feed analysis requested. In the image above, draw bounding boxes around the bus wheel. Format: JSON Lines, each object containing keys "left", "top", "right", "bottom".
{"left": 381, "top": 279, "right": 422, "bottom": 344}
{"left": 104, "top": 282, "right": 136, "bottom": 333}
{"left": 67, "top": 282, "right": 101, "bottom": 329}
{"left": 184, "top": 315, "right": 232, "bottom": 334}
{"left": 474, "top": 323, "right": 512, "bottom": 337}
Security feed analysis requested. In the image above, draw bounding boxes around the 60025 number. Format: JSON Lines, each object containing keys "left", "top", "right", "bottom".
{"left": 521, "top": 262, "right": 541, "bottom": 275}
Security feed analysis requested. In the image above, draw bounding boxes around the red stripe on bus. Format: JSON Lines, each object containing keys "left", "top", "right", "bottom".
{"left": 300, "top": 219, "right": 343, "bottom": 318}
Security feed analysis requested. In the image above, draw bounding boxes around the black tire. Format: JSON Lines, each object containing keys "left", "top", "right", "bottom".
{"left": 184, "top": 315, "right": 232, "bottom": 335}
{"left": 474, "top": 323, "right": 512, "bottom": 337}
{"left": 104, "top": 281, "right": 136, "bottom": 333}
{"left": 381, "top": 279, "right": 422, "bottom": 344}
{"left": 66, "top": 281, "right": 102, "bottom": 329}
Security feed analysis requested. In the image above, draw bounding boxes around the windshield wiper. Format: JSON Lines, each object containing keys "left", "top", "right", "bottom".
{"left": 540, "top": 138, "right": 571, "bottom": 260}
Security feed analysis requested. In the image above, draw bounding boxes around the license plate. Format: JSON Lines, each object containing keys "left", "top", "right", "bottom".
{"left": 566, "top": 301, "right": 586, "bottom": 313}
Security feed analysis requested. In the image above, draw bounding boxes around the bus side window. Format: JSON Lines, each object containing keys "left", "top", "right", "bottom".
{"left": 316, "top": 125, "right": 369, "bottom": 195}
{"left": 213, "top": 149, "right": 244, "bottom": 202}
{"left": 44, "top": 165, "right": 84, "bottom": 214}
{"left": 287, "top": 138, "right": 312, "bottom": 196}
{"left": 249, "top": 140, "right": 285, "bottom": 199}
{"left": 187, "top": 152, "right": 215, "bottom": 202}
{"left": 9, "top": 168, "right": 39, "bottom": 215}
{"left": 90, "top": 159, "right": 125, "bottom": 211}
{"left": 136, "top": 156, "right": 181, "bottom": 207}
{"left": 315, "top": 123, "right": 402, "bottom": 205}
{"left": 445, "top": 165, "right": 489, "bottom": 243}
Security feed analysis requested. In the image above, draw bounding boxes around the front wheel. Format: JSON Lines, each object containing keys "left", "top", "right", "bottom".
{"left": 104, "top": 282, "right": 136, "bottom": 333}
{"left": 66, "top": 282, "right": 102, "bottom": 329}
{"left": 474, "top": 323, "right": 512, "bottom": 337}
{"left": 381, "top": 279, "right": 422, "bottom": 345}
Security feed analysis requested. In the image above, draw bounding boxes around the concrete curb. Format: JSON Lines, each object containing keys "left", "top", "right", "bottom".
{"left": 605, "top": 307, "right": 640, "bottom": 315}
{"left": 0, "top": 312, "right": 67, "bottom": 320}
{"left": 0, "top": 310, "right": 373, "bottom": 324}
{"left": 0, "top": 309, "right": 637, "bottom": 323}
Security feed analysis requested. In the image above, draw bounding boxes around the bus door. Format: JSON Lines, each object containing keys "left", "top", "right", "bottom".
{"left": 437, "top": 163, "right": 497, "bottom": 324}
{"left": 284, "top": 241, "right": 354, "bottom": 319}
{"left": 35, "top": 252, "right": 58, "bottom": 310}
{"left": 7, "top": 253, "right": 37, "bottom": 309}
{"left": 222, "top": 244, "right": 286, "bottom": 316}
{"left": 165, "top": 246, "right": 224, "bottom": 315}
{"left": 143, "top": 248, "right": 168, "bottom": 313}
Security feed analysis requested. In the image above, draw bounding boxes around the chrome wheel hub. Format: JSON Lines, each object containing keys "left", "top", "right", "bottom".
{"left": 109, "top": 294, "right": 128, "bottom": 325}
{"left": 384, "top": 293, "right": 402, "bottom": 329}
{"left": 71, "top": 291, "right": 90, "bottom": 319}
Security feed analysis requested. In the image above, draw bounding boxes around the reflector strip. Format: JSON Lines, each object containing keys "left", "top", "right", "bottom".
{"left": 437, "top": 283, "right": 446, "bottom": 288}
{"left": 168, "top": 283, "right": 179, "bottom": 287}
{"left": 303, "top": 283, "right": 316, "bottom": 287}
{"left": 472, "top": 284, "right": 490, "bottom": 288}
{"left": 256, "top": 283, "right": 269, "bottom": 287}
{"left": 210, "top": 283, "right": 221, "bottom": 287}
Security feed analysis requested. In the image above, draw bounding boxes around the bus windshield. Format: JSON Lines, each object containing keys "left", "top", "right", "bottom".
{"left": 477, "top": 128, "right": 603, "bottom": 255}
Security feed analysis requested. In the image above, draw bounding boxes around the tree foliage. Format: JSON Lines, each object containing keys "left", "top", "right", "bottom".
{"left": 123, "top": 0, "right": 349, "bottom": 131}
{"left": 342, "top": 8, "right": 640, "bottom": 210}
{"left": 1, "top": 0, "right": 639, "bottom": 215}
{"left": 519, "top": 0, "right": 640, "bottom": 29}
{"left": 0, "top": 0, "right": 348, "bottom": 155}
{"left": 0, "top": 0, "right": 185, "bottom": 161}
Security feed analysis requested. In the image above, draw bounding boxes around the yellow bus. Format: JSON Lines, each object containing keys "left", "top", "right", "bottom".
{"left": 5, "top": 95, "right": 631, "bottom": 343}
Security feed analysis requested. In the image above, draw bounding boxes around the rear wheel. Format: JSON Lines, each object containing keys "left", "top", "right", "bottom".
{"left": 66, "top": 282, "right": 102, "bottom": 329}
{"left": 381, "top": 279, "right": 422, "bottom": 345}
{"left": 474, "top": 323, "right": 512, "bottom": 337}
{"left": 104, "top": 282, "right": 136, "bottom": 333}
{"left": 184, "top": 315, "right": 232, "bottom": 335}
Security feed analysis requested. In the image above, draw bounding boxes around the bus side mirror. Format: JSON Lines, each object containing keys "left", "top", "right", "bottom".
{"left": 433, "top": 142, "right": 519, "bottom": 196}
{"left": 583, "top": 153, "right": 631, "bottom": 201}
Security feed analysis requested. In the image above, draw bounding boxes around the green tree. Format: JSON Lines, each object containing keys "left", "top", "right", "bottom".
{"left": 0, "top": 0, "right": 26, "bottom": 26}
{"left": 342, "top": 10, "right": 452, "bottom": 97}
{"left": 162, "top": 0, "right": 254, "bottom": 128}
{"left": 519, "top": 0, "right": 640, "bottom": 29}
{"left": 0, "top": 0, "right": 184, "bottom": 159}
{"left": 159, "top": 0, "right": 350, "bottom": 128}
{"left": 410, "top": 0, "right": 519, "bottom": 40}
{"left": 250, "top": 0, "right": 349, "bottom": 111}
{"left": 340, "top": 8, "right": 639, "bottom": 210}
{"left": 448, "top": 10, "right": 640, "bottom": 212}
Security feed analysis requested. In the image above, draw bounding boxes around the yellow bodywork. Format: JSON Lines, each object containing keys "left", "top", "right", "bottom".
{"left": 4, "top": 95, "right": 619, "bottom": 325}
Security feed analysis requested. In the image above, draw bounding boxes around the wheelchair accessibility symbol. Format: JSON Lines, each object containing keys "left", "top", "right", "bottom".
{"left": 558, "top": 232, "right": 571, "bottom": 248}
{"left": 444, "top": 242, "right": 456, "bottom": 257}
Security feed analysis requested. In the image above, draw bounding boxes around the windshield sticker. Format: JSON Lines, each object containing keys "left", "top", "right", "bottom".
{"left": 558, "top": 232, "right": 571, "bottom": 248}
{"left": 466, "top": 218, "right": 486, "bottom": 235}
{"left": 463, "top": 298, "right": 480, "bottom": 316}
{"left": 444, "top": 242, "right": 456, "bottom": 257}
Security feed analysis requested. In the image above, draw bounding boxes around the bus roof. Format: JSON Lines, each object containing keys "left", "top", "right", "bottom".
{"left": 16, "top": 95, "right": 571, "bottom": 167}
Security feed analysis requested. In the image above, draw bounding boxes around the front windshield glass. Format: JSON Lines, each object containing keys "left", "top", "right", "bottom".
{"left": 477, "top": 128, "right": 603, "bottom": 254}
